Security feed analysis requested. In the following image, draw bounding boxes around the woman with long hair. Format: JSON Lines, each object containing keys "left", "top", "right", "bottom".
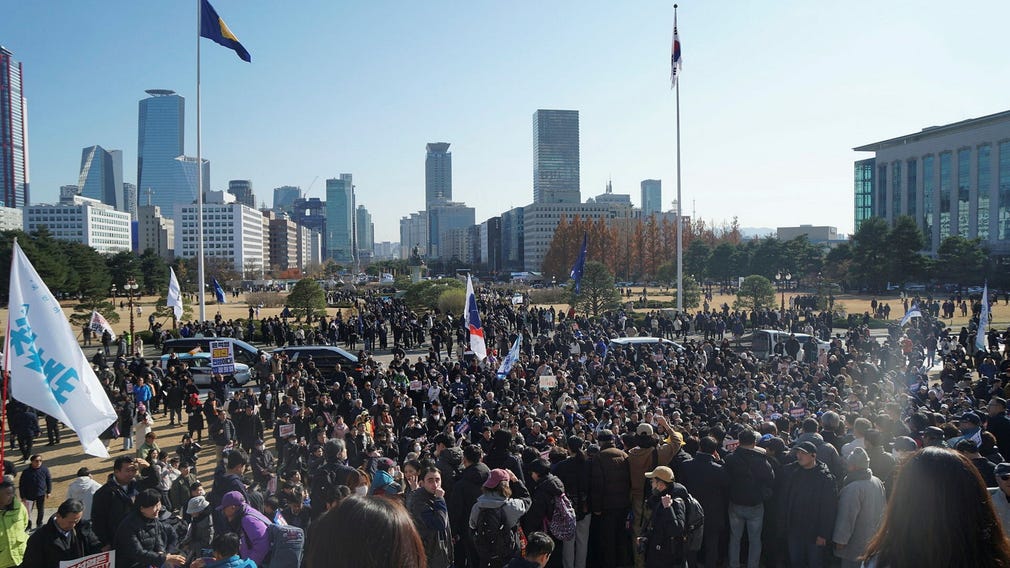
{"left": 306, "top": 495, "right": 426, "bottom": 568}
{"left": 862, "top": 447, "right": 1010, "bottom": 568}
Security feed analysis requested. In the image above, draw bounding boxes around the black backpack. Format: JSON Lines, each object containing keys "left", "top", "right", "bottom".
{"left": 473, "top": 506, "right": 518, "bottom": 561}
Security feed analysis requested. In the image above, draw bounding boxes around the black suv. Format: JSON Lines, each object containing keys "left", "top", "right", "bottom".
{"left": 271, "top": 346, "right": 361, "bottom": 380}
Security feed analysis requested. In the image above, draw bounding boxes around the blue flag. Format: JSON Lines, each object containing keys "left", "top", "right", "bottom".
{"left": 899, "top": 303, "right": 921, "bottom": 327}
{"left": 200, "top": 0, "right": 252, "bottom": 62}
{"left": 570, "top": 232, "right": 588, "bottom": 294}
{"left": 496, "top": 334, "right": 523, "bottom": 380}
{"left": 976, "top": 282, "right": 989, "bottom": 353}
{"left": 212, "top": 277, "right": 226, "bottom": 304}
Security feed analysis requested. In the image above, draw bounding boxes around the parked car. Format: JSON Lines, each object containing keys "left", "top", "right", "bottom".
{"left": 158, "top": 353, "right": 253, "bottom": 387}
{"left": 271, "top": 345, "right": 362, "bottom": 380}
{"left": 749, "top": 329, "right": 830, "bottom": 361}
{"left": 609, "top": 336, "right": 685, "bottom": 352}
{"left": 162, "top": 337, "right": 268, "bottom": 368}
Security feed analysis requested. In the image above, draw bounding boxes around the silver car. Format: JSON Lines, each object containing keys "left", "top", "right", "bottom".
{"left": 159, "top": 353, "right": 253, "bottom": 387}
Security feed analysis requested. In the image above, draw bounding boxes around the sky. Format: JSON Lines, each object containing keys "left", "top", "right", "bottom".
{"left": 4, "top": 1, "right": 1010, "bottom": 242}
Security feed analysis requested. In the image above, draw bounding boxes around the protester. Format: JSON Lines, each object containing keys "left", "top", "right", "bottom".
{"left": 0, "top": 480, "right": 28, "bottom": 568}
{"left": 832, "top": 448, "right": 886, "bottom": 568}
{"left": 21, "top": 498, "right": 101, "bottom": 568}
{"left": 66, "top": 467, "right": 102, "bottom": 521}
{"left": 306, "top": 495, "right": 427, "bottom": 568}
{"left": 113, "top": 488, "right": 186, "bottom": 568}
{"left": 17, "top": 454, "right": 51, "bottom": 530}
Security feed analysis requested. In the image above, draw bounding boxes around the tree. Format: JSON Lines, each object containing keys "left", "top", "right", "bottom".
{"left": 708, "top": 242, "right": 737, "bottom": 285}
{"left": 437, "top": 288, "right": 465, "bottom": 315}
{"left": 936, "top": 236, "right": 988, "bottom": 286}
{"left": 287, "top": 278, "right": 327, "bottom": 320}
{"left": 140, "top": 249, "right": 169, "bottom": 295}
{"left": 404, "top": 279, "right": 463, "bottom": 310}
{"left": 674, "top": 275, "right": 702, "bottom": 309}
{"left": 684, "top": 240, "right": 711, "bottom": 281}
{"left": 569, "top": 261, "right": 620, "bottom": 318}
{"left": 734, "top": 275, "right": 777, "bottom": 311}
{"left": 107, "top": 250, "right": 143, "bottom": 290}
{"left": 886, "top": 216, "right": 927, "bottom": 283}
{"left": 849, "top": 217, "right": 890, "bottom": 291}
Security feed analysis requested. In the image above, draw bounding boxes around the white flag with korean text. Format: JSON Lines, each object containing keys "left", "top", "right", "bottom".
{"left": 4, "top": 240, "right": 117, "bottom": 457}
{"left": 168, "top": 267, "right": 183, "bottom": 321}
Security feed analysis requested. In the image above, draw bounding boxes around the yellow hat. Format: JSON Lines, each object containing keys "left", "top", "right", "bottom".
{"left": 644, "top": 466, "right": 674, "bottom": 484}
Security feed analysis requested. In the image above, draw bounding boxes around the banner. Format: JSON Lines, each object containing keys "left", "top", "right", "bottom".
{"left": 539, "top": 375, "right": 557, "bottom": 389}
{"left": 167, "top": 267, "right": 183, "bottom": 321}
{"left": 210, "top": 340, "right": 236, "bottom": 375}
{"left": 88, "top": 310, "right": 117, "bottom": 340}
{"left": 60, "top": 550, "right": 115, "bottom": 568}
{"left": 5, "top": 240, "right": 118, "bottom": 458}
{"left": 278, "top": 424, "right": 296, "bottom": 438}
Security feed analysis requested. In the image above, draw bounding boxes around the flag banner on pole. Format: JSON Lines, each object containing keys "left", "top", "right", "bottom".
{"left": 455, "top": 416, "right": 470, "bottom": 436}
{"left": 212, "top": 277, "right": 227, "bottom": 304}
{"left": 570, "top": 232, "right": 588, "bottom": 295}
{"left": 899, "top": 304, "right": 922, "bottom": 327}
{"left": 464, "top": 275, "right": 487, "bottom": 360}
{"left": 88, "top": 310, "right": 117, "bottom": 340}
{"left": 497, "top": 334, "right": 523, "bottom": 380}
{"left": 200, "top": 0, "right": 251, "bottom": 62}
{"left": 670, "top": 9, "right": 682, "bottom": 88}
{"left": 976, "top": 282, "right": 989, "bottom": 353}
{"left": 4, "top": 240, "right": 117, "bottom": 458}
{"left": 168, "top": 267, "right": 183, "bottom": 321}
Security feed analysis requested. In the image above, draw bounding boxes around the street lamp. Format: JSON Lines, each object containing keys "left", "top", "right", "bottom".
{"left": 123, "top": 278, "right": 139, "bottom": 354}
{"left": 775, "top": 271, "right": 792, "bottom": 313}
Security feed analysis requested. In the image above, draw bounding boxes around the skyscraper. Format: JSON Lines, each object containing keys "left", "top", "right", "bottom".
{"left": 641, "top": 179, "right": 662, "bottom": 216}
{"left": 533, "top": 109, "right": 580, "bottom": 204}
{"left": 325, "top": 174, "right": 354, "bottom": 263}
{"left": 228, "top": 179, "right": 255, "bottom": 208}
{"left": 273, "top": 185, "right": 302, "bottom": 214}
{"left": 123, "top": 182, "right": 138, "bottom": 220}
{"left": 0, "top": 46, "right": 29, "bottom": 207}
{"left": 425, "top": 142, "right": 452, "bottom": 209}
{"left": 137, "top": 89, "right": 208, "bottom": 217}
{"left": 79, "top": 145, "right": 124, "bottom": 210}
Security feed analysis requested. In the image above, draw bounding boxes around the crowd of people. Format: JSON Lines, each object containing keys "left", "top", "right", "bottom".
{"left": 6, "top": 286, "right": 1010, "bottom": 568}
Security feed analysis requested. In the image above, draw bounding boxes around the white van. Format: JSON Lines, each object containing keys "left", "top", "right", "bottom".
{"left": 750, "top": 329, "right": 829, "bottom": 361}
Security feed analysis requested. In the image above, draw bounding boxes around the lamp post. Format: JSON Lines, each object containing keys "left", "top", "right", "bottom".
{"left": 775, "top": 271, "right": 792, "bottom": 313}
{"left": 123, "top": 278, "right": 139, "bottom": 354}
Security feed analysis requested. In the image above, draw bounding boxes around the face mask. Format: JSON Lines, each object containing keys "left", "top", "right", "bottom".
{"left": 355, "top": 485, "right": 368, "bottom": 495}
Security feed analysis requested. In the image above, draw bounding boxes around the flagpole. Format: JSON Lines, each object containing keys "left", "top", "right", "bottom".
{"left": 196, "top": 0, "right": 207, "bottom": 323}
{"left": 674, "top": 4, "right": 683, "bottom": 313}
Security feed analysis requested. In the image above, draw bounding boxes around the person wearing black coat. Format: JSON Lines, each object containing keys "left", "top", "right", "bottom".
{"left": 639, "top": 466, "right": 688, "bottom": 568}
{"left": 17, "top": 455, "right": 51, "bottom": 529}
{"left": 723, "top": 430, "right": 775, "bottom": 568}
{"left": 551, "top": 436, "right": 592, "bottom": 568}
{"left": 678, "top": 438, "right": 730, "bottom": 568}
{"left": 988, "top": 397, "right": 1010, "bottom": 459}
{"left": 448, "top": 444, "right": 490, "bottom": 568}
{"left": 91, "top": 456, "right": 143, "bottom": 548}
{"left": 485, "top": 430, "right": 525, "bottom": 484}
{"left": 779, "top": 442, "right": 837, "bottom": 568}
{"left": 21, "top": 499, "right": 102, "bottom": 568}
{"left": 522, "top": 460, "right": 564, "bottom": 568}
{"left": 9, "top": 404, "right": 39, "bottom": 462}
{"left": 113, "top": 489, "right": 185, "bottom": 568}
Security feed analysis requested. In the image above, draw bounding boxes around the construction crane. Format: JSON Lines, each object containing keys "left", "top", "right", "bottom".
{"left": 306, "top": 176, "right": 319, "bottom": 197}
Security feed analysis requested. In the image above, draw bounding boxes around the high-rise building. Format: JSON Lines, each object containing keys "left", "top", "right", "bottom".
{"left": 325, "top": 175, "right": 354, "bottom": 263}
{"left": 60, "top": 185, "right": 80, "bottom": 200}
{"left": 854, "top": 109, "right": 1010, "bottom": 257}
{"left": 533, "top": 109, "right": 580, "bottom": 204}
{"left": 290, "top": 197, "right": 326, "bottom": 258}
{"left": 0, "top": 206, "right": 21, "bottom": 231}
{"left": 428, "top": 202, "right": 475, "bottom": 259}
{"left": 425, "top": 142, "right": 452, "bottom": 209}
{"left": 137, "top": 89, "right": 209, "bottom": 218}
{"left": 24, "top": 195, "right": 131, "bottom": 254}
{"left": 356, "top": 205, "right": 374, "bottom": 262}
{"left": 174, "top": 191, "right": 263, "bottom": 275}
{"left": 399, "top": 211, "right": 428, "bottom": 260}
{"left": 522, "top": 201, "right": 627, "bottom": 271}
{"left": 273, "top": 185, "right": 301, "bottom": 214}
{"left": 641, "top": 179, "right": 662, "bottom": 216}
{"left": 136, "top": 204, "right": 174, "bottom": 259}
{"left": 123, "top": 182, "right": 138, "bottom": 220}
{"left": 1, "top": 46, "right": 29, "bottom": 207}
{"left": 228, "top": 179, "right": 255, "bottom": 208}
{"left": 78, "top": 145, "right": 124, "bottom": 210}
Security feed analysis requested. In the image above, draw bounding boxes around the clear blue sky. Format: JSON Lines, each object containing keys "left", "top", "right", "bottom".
{"left": 4, "top": 1, "right": 1010, "bottom": 242}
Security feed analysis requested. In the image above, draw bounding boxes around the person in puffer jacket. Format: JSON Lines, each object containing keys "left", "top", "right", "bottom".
{"left": 369, "top": 457, "right": 403, "bottom": 496}
{"left": 522, "top": 459, "right": 565, "bottom": 568}
{"left": 113, "top": 489, "right": 186, "bottom": 568}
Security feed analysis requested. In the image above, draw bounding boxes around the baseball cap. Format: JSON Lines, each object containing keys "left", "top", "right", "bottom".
{"left": 795, "top": 441, "right": 818, "bottom": 455}
{"left": 216, "top": 491, "right": 246, "bottom": 510}
{"left": 636, "top": 423, "right": 654, "bottom": 436}
{"left": 995, "top": 463, "right": 1010, "bottom": 477}
{"left": 483, "top": 468, "right": 511, "bottom": 489}
{"left": 644, "top": 466, "right": 674, "bottom": 484}
{"left": 961, "top": 412, "right": 981, "bottom": 425}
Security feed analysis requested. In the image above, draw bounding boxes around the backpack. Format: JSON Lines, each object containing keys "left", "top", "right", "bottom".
{"left": 674, "top": 487, "right": 705, "bottom": 552}
{"left": 243, "top": 509, "right": 305, "bottom": 568}
{"left": 473, "top": 506, "right": 518, "bottom": 561}
{"left": 547, "top": 493, "right": 577, "bottom": 541}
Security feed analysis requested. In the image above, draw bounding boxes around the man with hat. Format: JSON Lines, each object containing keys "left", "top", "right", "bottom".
{"left": 589, "top": 429, "right": 632, "bottom": 568}
{"left": 183, "top": 496, "right": 214, "bottom": 562}
{"left": 628, "top": 419, "right": 678, "bottom": 564}
{"left": 922, "top": 426, "right": 947, "bottom": 448}
{"left": 988, "top": 397, "right": 1010, "bottom": 458}
{"left": 832, "top": 448, "right": 885, "bottom": 568}
{"left": 781, "top": 441, "right": 837, "bottom": 568}
{"left": 218, "top": 490, "right": 271, "bottom": 565}
{"left": 988, "top": 463, "right": 1010, "bottom": 538}
{"left": 638, "top": 466, "right": 688, "bottom": 568}
{"left": 950, "top": 412, "right": 983, "bottom": 448}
